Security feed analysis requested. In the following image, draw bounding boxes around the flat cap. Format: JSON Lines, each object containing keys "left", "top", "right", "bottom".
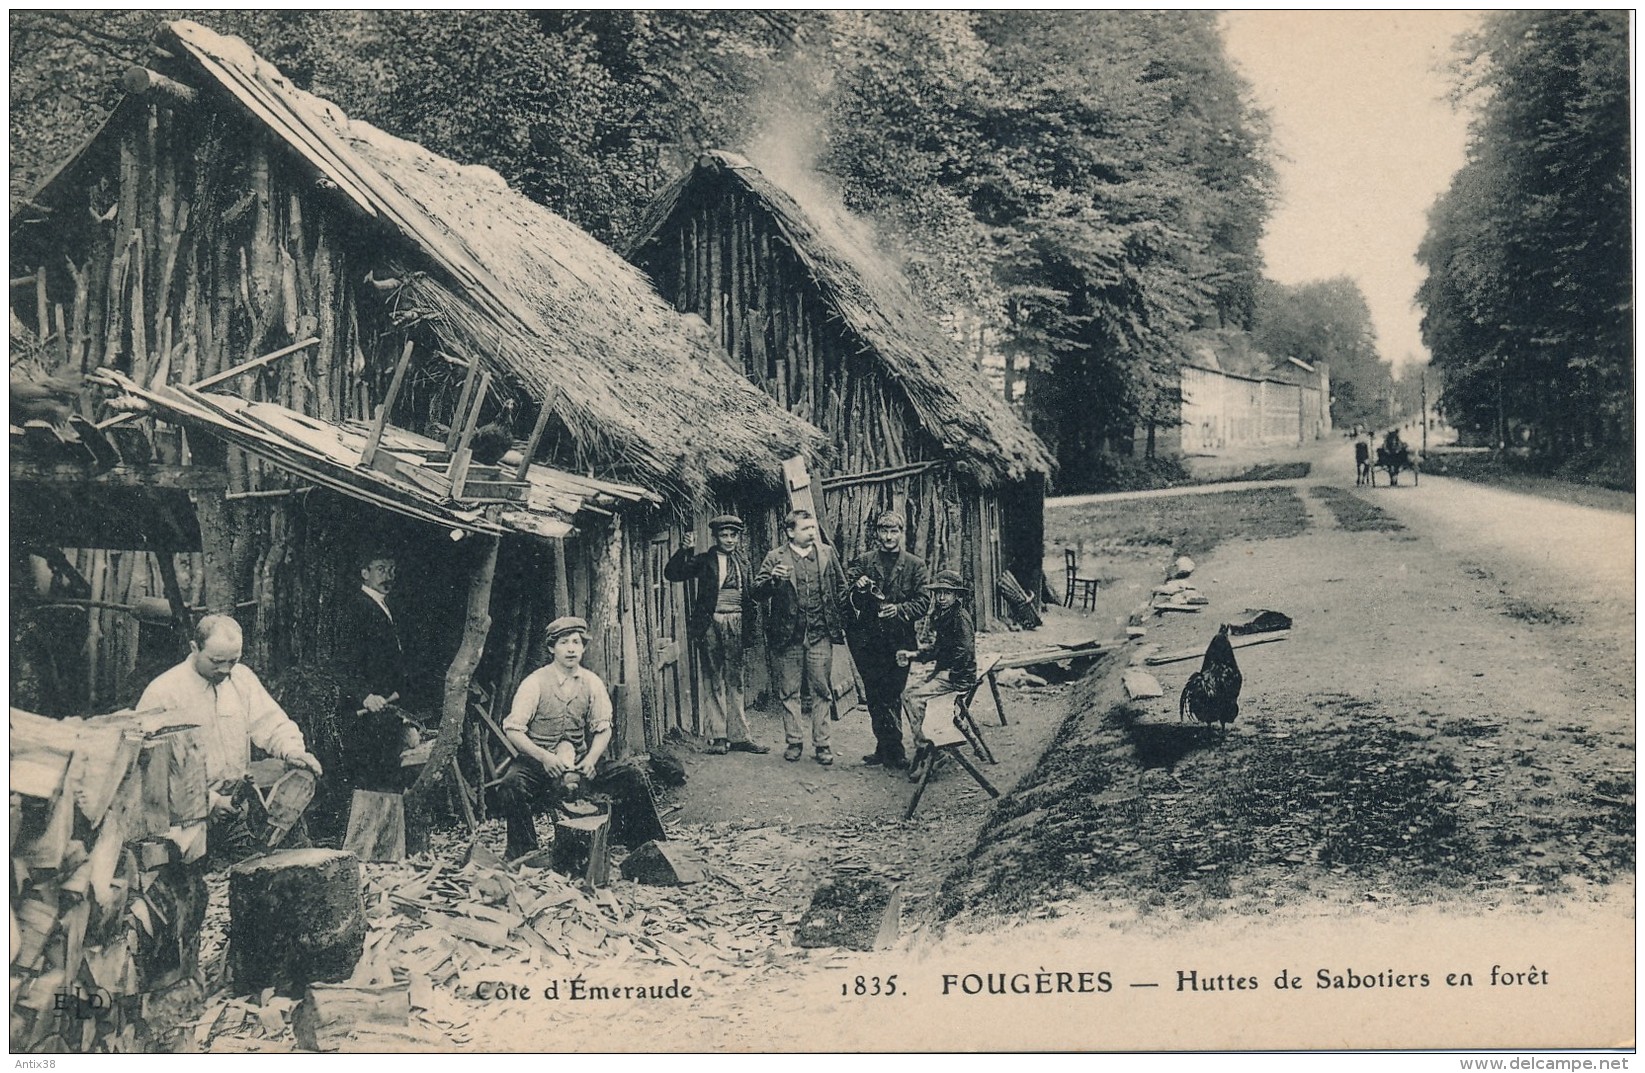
{"left": 924, "top": 569, "right": 970, "bottom": 592}
{"left": 707, "top": 514, "right": 744, "bottom": 532}
{"left": 544, "top": 616, "right": 590, "bottom": 643}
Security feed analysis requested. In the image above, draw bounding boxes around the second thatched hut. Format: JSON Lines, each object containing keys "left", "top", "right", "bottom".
{"left": 628, "top": 151, "right": 1054, "bottom": 628}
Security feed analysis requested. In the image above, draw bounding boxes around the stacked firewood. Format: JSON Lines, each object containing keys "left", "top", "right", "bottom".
{"left": 9, "top": 707, "right": 210, "bottom": 1052}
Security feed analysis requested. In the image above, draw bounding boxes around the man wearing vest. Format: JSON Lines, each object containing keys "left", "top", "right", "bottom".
{"left": 845, "top": 511, "right": 930, "bottom": 770}
{"left": 664, "top": 514, "right": 770, "bottom": 756}
{"left": 497, "top": 617, "right": 666, "bottom": 860}
{"left": 751, "top": 509, "right": 849, "bottom": 765}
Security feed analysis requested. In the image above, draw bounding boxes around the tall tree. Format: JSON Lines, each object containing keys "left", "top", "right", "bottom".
{"left": 1416, "top": 10, "right": 1631, "bottom": 456}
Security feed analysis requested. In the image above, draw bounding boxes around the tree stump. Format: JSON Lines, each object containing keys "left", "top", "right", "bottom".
{"left": 228, "top": 849, "right": 365, "bottom": 996}
{"left": 794, "top": 874, "right": 901, "bottom": 951}
{"left": 550, "top": 813, "right": 610, "bottom": 888}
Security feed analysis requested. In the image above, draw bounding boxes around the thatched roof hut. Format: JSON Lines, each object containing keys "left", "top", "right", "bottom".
{"left": 146, "top": 23, "right": 824, "bottom": 498}
{"left": 630, "top": 150, "right": 1052, "bottom": 488}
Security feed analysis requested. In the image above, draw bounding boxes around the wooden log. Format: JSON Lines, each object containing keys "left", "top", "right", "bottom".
{"left": 342, "top": 790, "right": 406, "bottom": 863}
{"left": 122, "top": 65, "right": 199, "bottom": 104}
{"left": 292, "top": 981, "right": 410, "bottom": 1052}
{"left": 228, "top": 848, "right": 366, "bottom": 996}
{"left": 405, "top": 534, "right": 498, "bottom": 851}
{"left": 550, "top": 813, "right": 610, "bottom": 889}
{"left": 159, "top": 726, "right": 208, "bottom": 824}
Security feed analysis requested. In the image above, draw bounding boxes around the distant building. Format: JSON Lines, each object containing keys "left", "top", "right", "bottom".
{"left": 1159, "top": 333, "right": 1332, "bottom": 455}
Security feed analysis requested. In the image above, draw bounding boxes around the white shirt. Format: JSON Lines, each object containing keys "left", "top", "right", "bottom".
{"left": 361, "top": 584, "right": 393, "bottom": 622}
{"left": 136, "top": 661, "right": 308, "bottom": 789}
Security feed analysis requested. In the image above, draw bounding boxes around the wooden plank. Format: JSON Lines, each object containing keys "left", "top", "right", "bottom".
{"left": 443, "top": 355, "right": 481, "bottom": 452}
{"left": 993, "top": 640, "right": 1127, "bottom": 671}
{"left": 358, "top": 338, "right": 415, "bottom": 470}
{"left": 1144, "top": 631, "right": 1290, "bottom": 666}
{"left": 512, "top": 388, "right": 558, "bottom": 482}
{"left": 447, "top": 371, "right": 489, "bottom": 499}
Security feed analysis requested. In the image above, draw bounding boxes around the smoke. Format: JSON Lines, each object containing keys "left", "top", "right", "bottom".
{"left": 737, "top": 36, "right": 911, "bottom": 282}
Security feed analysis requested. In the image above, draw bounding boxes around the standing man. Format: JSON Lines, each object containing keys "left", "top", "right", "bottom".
{"left": 751, "top": 509, "right": 849, "bottom": 766}
{"left": 845, "top": 511, "right": 930, "bottom": 770}
{"left": 664, "top": 515, "right": 770, "bottom": 756}
{"left": 337, "top": 550, "right": 416, "bottom": 792}
{"left": 136, "top": 615, "right": 323, "bottom": 854}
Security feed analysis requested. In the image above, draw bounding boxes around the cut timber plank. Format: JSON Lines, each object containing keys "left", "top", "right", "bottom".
{"left": 1122, "top": 670, "right": 1164, "bottom": 700}
{"left": 342, "top": 791, "right": 406, "bottom": 863}
{"left": 994, "top": 640, "right": 1125, "bottom": 671}
{"left": 1145, "top": 631, "right": 1290, "bottom": 666}
{"left": 292, "top": 981, "right": 410, "bottom": 1052}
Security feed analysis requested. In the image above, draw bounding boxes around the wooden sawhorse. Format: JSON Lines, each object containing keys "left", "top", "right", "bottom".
{"left": 904, "top": 669, "right": 1004, "bottom": 820}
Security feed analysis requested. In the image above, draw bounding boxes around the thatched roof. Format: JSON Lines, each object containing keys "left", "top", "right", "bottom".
{"left": 630, "top": 151, "right": 1053, "bottom": 486}
{"left": 153, "top": 22, "right": 822, "bottom": 498}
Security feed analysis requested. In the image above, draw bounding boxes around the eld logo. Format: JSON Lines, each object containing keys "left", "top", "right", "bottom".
{"left": 53, "top": 987, "right": 112, "bottom": 1020}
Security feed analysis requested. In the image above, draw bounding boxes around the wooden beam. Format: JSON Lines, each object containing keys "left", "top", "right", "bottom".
{"left": 9, "top": 459, "right": 227, "bottom": 489}
{"left": 443, "top": 355, "right": 482, "bottom": 452}
{"left": 121, "top": 66, "right": 199, "bottom": 104}
{"left": 512, "top": 388, "right": 558, "bottom": 482}
{"left": 95, "top": 337, "right": 320, "bottom": 430}
{"left": 1144, "top": 631, "right": 1289, "bottom": 666}
{"left": 447, "top": 370, "right": 490, "bottom": 500}
{"left": 359, "top": 339, "right": 415, "bottom": 471}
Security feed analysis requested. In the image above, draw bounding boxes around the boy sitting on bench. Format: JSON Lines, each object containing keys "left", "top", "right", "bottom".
{"left": 896, "top": 570, "right": 976, "bottom": 775}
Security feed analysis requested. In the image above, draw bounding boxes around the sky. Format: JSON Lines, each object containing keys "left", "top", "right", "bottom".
{"left": 1221, "top": 10, "right": 1483, "bottom": 374}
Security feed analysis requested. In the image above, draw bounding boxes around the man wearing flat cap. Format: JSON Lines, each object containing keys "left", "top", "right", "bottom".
{"left": 664, "top": 515, "right": 769, "bottom": 756}
{"left": 845, "top": 510, "right": 930, "bottom": 769}
{"left": 497, "top": 616, "right": 666, "bottom": 859}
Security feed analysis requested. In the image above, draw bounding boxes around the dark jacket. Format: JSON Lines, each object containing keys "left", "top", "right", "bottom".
{"left": 916, "top": 602, "right": 975, "bottom": 688}
{"left": 663, "top": 545, "right": 754, "bottom": 639}
{"left": 336, "top": 586, "right": 407, "bottom": 712}
{"left": 750, "top": 542, "right": 849, "bottom": 647}
{"left": 844, "top": 548, "right": 930, "bottom": 651}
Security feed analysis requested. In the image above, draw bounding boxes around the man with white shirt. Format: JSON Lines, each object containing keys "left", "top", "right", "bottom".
{"left": 337, "top": 550, "right": 415, "bottom": 791}
{"left": 663, "top": 514, "right": 769, "bottom": 756}
{"left": 751, "top": 509, "right": 849, "bottom": 766}
{"left": 136, "top": 615, "right": 322, "bottom": 850}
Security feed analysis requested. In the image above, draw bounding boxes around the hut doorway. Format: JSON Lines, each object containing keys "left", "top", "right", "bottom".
{"left": 635, "top": 530, "right": 691, "bottom": 744}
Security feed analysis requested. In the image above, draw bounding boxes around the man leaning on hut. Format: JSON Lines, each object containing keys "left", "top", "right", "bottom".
{"left": 664, "top": 514, "right": 770, "bottom": 756}
{"left": 136, "top": 614, "right": 323, "bottom": 859}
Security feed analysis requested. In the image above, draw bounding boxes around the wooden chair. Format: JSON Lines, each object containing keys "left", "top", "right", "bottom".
{"left": 1065, "top": 548, "right": 1101, "bottom": 612}
{"left": 904, "top": 675, "right": 1004, "bottom": 821}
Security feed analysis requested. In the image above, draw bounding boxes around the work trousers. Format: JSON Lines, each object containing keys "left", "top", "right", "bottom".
{"left": 775, "top": 631, "right": 834, "bottom": 748}
{"left": 849, "top": 637, "right": 910, "bottom": 763}
{"left": 341, "top": 705, "right": 415, "bottom": 793}
{"left": 495, "top": 756, "right": 665, "bottom": 860}
{"left": 902, "top": 671, "right": 968, "bottom": 744}
{"left": 697, "top": 612, "right": 752, "bottom": 743}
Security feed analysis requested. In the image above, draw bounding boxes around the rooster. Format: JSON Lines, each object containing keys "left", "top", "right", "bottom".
{"left": 1179, "top": 624, "right": 1242, "bottom": 732}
